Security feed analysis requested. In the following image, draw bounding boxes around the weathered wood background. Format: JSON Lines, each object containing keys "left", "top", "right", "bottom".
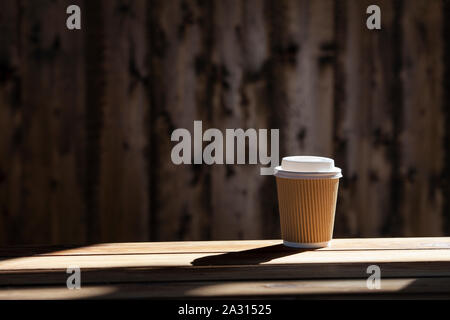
{"left": 0, "top": 0, "right": 449, "bottom": 245}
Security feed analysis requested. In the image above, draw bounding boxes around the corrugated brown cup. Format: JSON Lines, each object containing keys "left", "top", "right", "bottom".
{"left": 274, "top": 156, "right": 342, "bottom": 248}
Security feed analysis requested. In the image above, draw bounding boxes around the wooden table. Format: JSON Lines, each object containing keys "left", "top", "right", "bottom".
{"left": 1, "top": 237, "right": 450, "bottom": 299}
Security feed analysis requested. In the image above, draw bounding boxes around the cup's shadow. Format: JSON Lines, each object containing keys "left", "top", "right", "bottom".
{"left": 191, "top": 244, "right": 316, "bottom": 266}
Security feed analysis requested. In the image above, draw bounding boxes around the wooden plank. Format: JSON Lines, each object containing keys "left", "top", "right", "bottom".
{"left": 0, "top": 0, "right": 20, "bottom": 245}
{"left": 333, "top": 0, "right": 399, "bottom": 237}
{"left": 400, "top": 0, "right": 444, "bottom": 236}
{"left": 1, "top": 277, "right": 450, "bottom": 299}
{"left": 97, "top": 0, "right": 150, "bottom": 241}
{"left": 1, "top": 237, "right": 450, "bottom": 257}
{"left": 2, "top": 260, "right": 450, "bottom": 286}
{"left": 83, "top": 0, "right": 105, "bottom": 243}
{"left": 2, "top": 249, "right": 450, "bottom": 271}
{"left": 209, "top": 0, "right": 246, "bottom": 239}
{"left": 332, "top": 0, "right": 349, "bottom": 237}
{"left": 444, "top": 0, "right": 450, "bottom": 236}
{"left": 2, "top": 238, "right": 450, "bottom": 286}
{"left": 214, "top": 0, "right": 278, "bottom": 239}
{"left": 298, "top": 0, "right": 336, "bottom": 157}
{"left": 267, "top": 0, "right": 335, "bottom": 156}
{"left": 148, "top": 0, "right": 213, "bottom": 241}
{"left": 46, "top": 0, "right": 87, "bottom": 244}
{"left": 209, "top": 0, "right": 266, "bottom": 240}
{"left": 1, "top": 0, "right": 87, "bottom": 245}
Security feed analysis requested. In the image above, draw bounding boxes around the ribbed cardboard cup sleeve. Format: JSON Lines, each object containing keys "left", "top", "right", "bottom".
{"left": 276, "top": 177, "right": 339, "bottom": 245}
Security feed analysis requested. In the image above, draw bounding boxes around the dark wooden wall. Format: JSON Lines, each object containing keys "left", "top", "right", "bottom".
{"left": 0, "top": 0, "right": 449, "bottom": 245}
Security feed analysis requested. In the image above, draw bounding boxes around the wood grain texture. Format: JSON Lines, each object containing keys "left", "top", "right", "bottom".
{"left": 334, "top": 0, "right": 398, "bottom": 237}
{"left": 400, "top": 0, "right": 444, "bottom": 236}
{"left": 0, "top": 0, "right": 87, "bottom": 245}
{"left": 1, "top": 238, "right": 450, "bottom": 298}
{"left": 0, "top": 0, "right": 449, "bottom": 245}
{"left": 444, "top": 0, "right": 450, "bottom": 236}
{"left": 1, "top": 277, "right": 450, "bottom": 299}
{"left": 209, "top": 0, "right": 270, "bottom": 240}
{"left": 83, "top": 0, "right": 105, "bottom": 243}
{"left": 98, "top": 0, "right": 149, "bottom": 242}
{"left": 1, "top": 237, "right": 450, "bottom": 256}
{"left": 0, "top": 0, "right": 21, "bottom": 245}
{"left": 2, "top": 249, "right": 450, "bottom": 271}
{"left": 3, "top": 260, "right": 450, "bottom": 287}
{"left": 148, "top": 0, "right": 214, "bottom": 241}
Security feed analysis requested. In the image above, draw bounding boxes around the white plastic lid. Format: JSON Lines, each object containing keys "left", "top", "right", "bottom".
{"left": 274, "top": 156, "right": 342, "bottom": 179}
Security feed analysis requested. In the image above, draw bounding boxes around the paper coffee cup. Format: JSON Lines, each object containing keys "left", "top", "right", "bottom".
{"left": 274, "top": 156, "right": 342, "bottom": 248}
